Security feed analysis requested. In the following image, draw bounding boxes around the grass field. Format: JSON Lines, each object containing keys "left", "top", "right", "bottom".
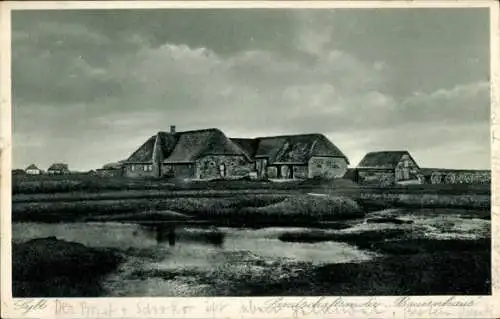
{"left": 12, "top": 194, "right": 366, "bottom": 224}
{"left": 12, "top": 174, "right": 322, "bottom": 194}
{"left": 11, "top": 174, "right": 491, "bottom": 223}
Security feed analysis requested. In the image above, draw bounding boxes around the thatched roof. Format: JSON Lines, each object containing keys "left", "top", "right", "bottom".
{"left": 123, "top": 128, "right": 251, "bottom": 164}
{"left": 357, "top": 151, "right": 415, "bottom": 169}
{"left": 25, "top": 164, "right": 40, "bottom": 170}
{"left": 47, "top": 163, "right": 69, "bottom": 171}
{"left": 125, "top": 129, "right": 349, "bottom": 165}
{"left": 125, "top": 136, "right": 156, "bottom": 163}
{"left": 233, "top": 133, "right": 349, "bottom": 165}
{"left": 230, "top": 138, "right": 259, "bottom": 158}
{"left": 166, "top": 129, "right": 251, "bottom": 163}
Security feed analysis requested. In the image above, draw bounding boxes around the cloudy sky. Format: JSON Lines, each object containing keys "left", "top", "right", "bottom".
{"left": 11, "top": 8, "right": 490, "bottom": 171}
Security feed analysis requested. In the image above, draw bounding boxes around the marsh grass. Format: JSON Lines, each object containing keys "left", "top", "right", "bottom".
{"left": 359, "top": 193, "right": 490, "bottom": 210}
{"left": 13, "top": 194, "right": 364, "bottom": 224}
{"left": 12, "top": 174, "right": 359, "bottom": 195}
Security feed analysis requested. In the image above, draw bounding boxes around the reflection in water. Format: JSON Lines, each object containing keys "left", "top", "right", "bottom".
{"left": 153, "top": 225, "right": 176, "bottom": 246}
{"left": 145, "top": 224, "right": 225, "bottom": 247}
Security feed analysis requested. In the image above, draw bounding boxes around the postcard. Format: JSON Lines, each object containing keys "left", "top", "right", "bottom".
{"left": 1, "top": 1, "right": 499, "bottom": 318}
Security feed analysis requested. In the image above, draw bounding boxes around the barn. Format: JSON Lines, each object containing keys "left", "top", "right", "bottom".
{"left": 122, "top": 127, "right": 349, "bottom": 180}
{"left": 231, "top": 133, "right": 349, "bottom": 179}
{"left": 356, "top": 151, "right": 423, "bottom": 186}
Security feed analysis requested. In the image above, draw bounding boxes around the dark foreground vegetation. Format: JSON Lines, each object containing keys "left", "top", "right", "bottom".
{"left": 12, "top": 237, "right": 124, "bottom": 297}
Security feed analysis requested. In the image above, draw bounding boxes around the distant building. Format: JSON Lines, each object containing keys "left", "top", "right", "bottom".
{"left": 356, "top": 151, "right": 423, "bottom": 186}
{"left": 121, "top": 126, "right": 349, "bottom": 180}
{"left": 25, "top": 164, "right": 42, "bottom": 175}
{"left": 12, "top": 169, "right": 26, "bottom": 176}
{"left": 47, "top": 163, "right": 70, "bottom": 175}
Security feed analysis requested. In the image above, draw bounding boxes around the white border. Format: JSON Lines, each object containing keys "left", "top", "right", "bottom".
{"left": 1, "top": 1, "right": 499, "bottom": 318}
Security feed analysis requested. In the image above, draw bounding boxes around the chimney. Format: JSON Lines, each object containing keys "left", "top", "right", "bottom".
{"left": 170, "top": 125, "right": 176, "bottom": 133}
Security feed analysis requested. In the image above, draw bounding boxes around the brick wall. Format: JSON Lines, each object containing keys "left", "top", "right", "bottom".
{"left": 358, "top": 170, "right": 395, "bottom": 187}
{"left": 123, "top": 163, "right": 155, "bottom": 178}
{"left": 196, "top": 155, "right": 253, "bottom": 179}
{"left": 308, "top": 157, "right": 348, "bottom": 179}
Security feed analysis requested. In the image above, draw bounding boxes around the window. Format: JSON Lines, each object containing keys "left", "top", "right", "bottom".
{"left": 130, "top": 165, "right": 135, "bottom": 172}
{"left": 317, "top": 164, "right": 322, "bottom": 168}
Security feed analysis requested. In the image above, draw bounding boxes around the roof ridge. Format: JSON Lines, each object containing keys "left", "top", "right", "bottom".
{"left": 366, "top": 150, "right": 409, "bottom": 154}
{"left": 159, "top": 128, "right": 222, "bottom": 135}
{"left": 255, "top": 133, "right": 324, "bottom": 140}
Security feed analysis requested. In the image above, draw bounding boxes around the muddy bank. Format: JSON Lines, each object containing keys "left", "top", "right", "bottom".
{"left": 12, "top": 237, "right": 124, "bottom": 297}
{"left": 121, "top": 249, "right": 490, "bottom": 296}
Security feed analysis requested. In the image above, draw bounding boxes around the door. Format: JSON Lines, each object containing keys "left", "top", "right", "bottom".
{"left": 402, "top": 160, "right": 410, "bottom": 180}
{"left": 280, "top": 166, "right": 288, "bottom": 179}
{"left": 219, "top": 164, "right": 226, "bottom": 178}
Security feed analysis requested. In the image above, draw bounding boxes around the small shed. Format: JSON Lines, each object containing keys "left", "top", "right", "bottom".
{"left": 25, "top": 164, "right": 42, "bottom": 175}
{"left": 356, "top": 151, "right": 423, "bottom": 186}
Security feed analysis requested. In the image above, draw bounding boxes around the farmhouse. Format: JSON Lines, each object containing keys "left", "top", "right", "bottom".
{"left": 355, "top": 151, "right": 423, "bottom": 186}
{"left": 122, "top": 127, "right": 254, "bottom": 179}
{"left": 47, "top": 163, "right": 70, "bottom": 175}
{"left": 121, "top": 126, "right": 349, "bottom": 180}
{"left": 25, "top": 164, "right": 42, "bottom": 175}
